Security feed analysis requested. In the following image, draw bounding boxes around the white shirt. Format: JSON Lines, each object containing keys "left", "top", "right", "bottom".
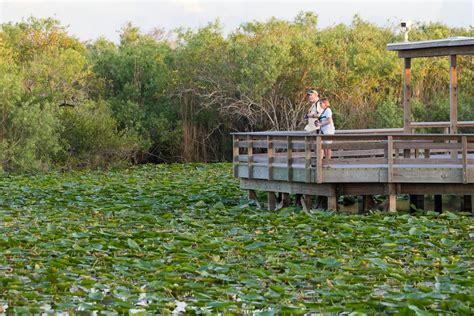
{"left": 309, "top": 100, "right": 322, "bottom": 117}
{"left": 319, "top": 107, "right": 335, "bottom": 135}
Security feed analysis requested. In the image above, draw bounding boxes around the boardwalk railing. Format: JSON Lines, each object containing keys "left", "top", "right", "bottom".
{"left": 233, "top": 133, "right": 474, "bottom": 185}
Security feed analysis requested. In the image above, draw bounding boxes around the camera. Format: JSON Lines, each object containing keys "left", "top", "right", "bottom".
{"left": 401, "top": 21, "right": 412, "bottom": 42}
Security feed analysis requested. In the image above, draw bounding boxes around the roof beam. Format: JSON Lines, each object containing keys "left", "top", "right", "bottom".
{"left": 397, "top": 46, "right": 474, "bottom": 58}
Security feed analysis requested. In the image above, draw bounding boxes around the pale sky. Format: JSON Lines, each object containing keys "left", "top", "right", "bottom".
{"left": 1, "top": 0, "right": 472, "bottom": 42}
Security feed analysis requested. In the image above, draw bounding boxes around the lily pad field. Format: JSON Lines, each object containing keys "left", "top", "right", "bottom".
{"left": 0, "top": 163, "right": 473, "bottom": 314}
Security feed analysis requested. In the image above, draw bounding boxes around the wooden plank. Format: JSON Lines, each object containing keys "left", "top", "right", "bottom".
{"left": 330, "top": 149, "right": 386, "bottom": 157}
{"left": 324, "top": 168, "right": 383, "bottom": 183}
{"left": 394, "top": 168, "right": 464, "bottom": 183}
{"left": 450, "top": 55, "right": 458, "bottom": 135}
{"left": 267, "top": 135, "right": 273, "bottom": 181}
{"left": 338, "top": 183, "right": 387, "bottom": 195}
{"left": 233, "top": 135, "right": 239, "bottom": 177}
{"left": 240, "top": 178, "right": 335, "bottom": 196}
{"left": 238, "top": 139, "right": 305, "bottom": 150}
{"left": 401, "top": 183, "right": 474, "bottom": 195}
{"left": 393, "top": 158, "right": 462, "bottom": 165}
{"left": 326, "top": 142, "right": 387, "bottom": 150}
{"left": 241, "top": 164, "right": 474, "bottom": 184}
{"left": 404, "top": 58, "right": 411, "bottom": 133}
{"left": 392, "top": 142, "right": 461, "bottom": 150}
{"left": 411, "top": 121, "right": 474, "bottom": 128}
{"left": 247, "top": 135, "right": 253, "bottom": 179}
{"left": 462, "top": 136, "right": 468, "bottom": 184}
{"left": 316, "top": 136, "right": 322, "bottom": 183}
{"left": 329, "top": 157, "right": 388, "bottom": 165}
{"left": 387, "top": 136, "right": 394, "bottom": 183}
{"left": 397, "top": 46, "right": 474, "bottom": 58}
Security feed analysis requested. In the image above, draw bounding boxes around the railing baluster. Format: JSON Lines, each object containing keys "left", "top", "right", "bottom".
{"left": 247, "top": 135, "right": 253, "bottom": 179}
{"left": 233, "top": 135, "right": 239, "bottom": 177}
{"left": 267, "top": 135, "right": 273, "bottom": 181}
{"left": 316, "top": 136, "right": 323, "bottom": 184}
{"left": 287, "top": 136, "right": 292, "bottom": 181}
{"left": 387, "top": 136, "right": 394, "bottom": 183}
{"left": 305, "top": 136, "right": 311, "bottom": 183}
{"left": 462, "top": 136, "right": 468, "bottom": 184}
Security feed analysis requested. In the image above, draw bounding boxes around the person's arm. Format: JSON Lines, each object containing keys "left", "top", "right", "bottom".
{"left": 321, "top": 117, "right": 333, "bottom": 126}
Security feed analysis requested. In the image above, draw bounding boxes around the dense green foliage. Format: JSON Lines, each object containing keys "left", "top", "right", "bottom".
{"left": 0, "top": 163, "right": 472, "bottom": 313}
{"left": 0, "top": 15, "right": 473, "bottom": 170}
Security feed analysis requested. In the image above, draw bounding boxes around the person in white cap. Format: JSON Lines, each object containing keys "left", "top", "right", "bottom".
{"left": 304, "top": 89, "right": 322, "bottom": 133}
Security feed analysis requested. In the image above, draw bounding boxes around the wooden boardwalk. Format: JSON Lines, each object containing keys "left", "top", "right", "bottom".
{"left": 233, "top": 132, "right": 474, "bottom": 212}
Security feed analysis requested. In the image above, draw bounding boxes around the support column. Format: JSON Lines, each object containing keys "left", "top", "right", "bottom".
{"left": 403, "top": 58, "right": 412, "bottom": 134}
{"left": 328, "top": 196, "right": 338, "bottom": 211}
{"left": 449, "top": 55, "right": 458, "bottom": 135}
{"left": 359, "top": 195, "right": 375, "bottom": 213}
{"left": 410, "top": 195, "right": 424, "bottom": 212}
{"left": 434, "top": 195, "right": 443, "bottom": 213}
{"left": 248, "top": 190, "right": 261, "bottom": 208}
{"left": 281, "top": 193, "right": 290, "bottom": 208}
{"left": 301, "top": 195, "right": 312, "bottom": 213}
{"left": 267, "top": 192, "right": 277, "bottom": 211}
{"left": 387, "top": 184, "right": 397, "bottom": 213}
{"left": 328, "top": 185, "right": 338, "bottom": 211}
{"left": 461, "top": 195, "right": 472, "bottom": 213}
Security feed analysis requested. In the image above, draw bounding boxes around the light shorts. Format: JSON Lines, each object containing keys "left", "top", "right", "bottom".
{"left": 322, "top": 126, "right": 335, "bottom": 144}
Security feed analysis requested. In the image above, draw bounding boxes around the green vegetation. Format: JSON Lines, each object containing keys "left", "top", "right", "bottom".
{"left": 0, "top": 163, "right": 472, "bottom": 313}
{"left": 0, "top": 15, "right": 473, "bottom": 171}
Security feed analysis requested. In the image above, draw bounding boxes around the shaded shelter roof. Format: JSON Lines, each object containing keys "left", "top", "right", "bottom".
{"left": 387, "top": 37, "right": 474, "bottom": 58}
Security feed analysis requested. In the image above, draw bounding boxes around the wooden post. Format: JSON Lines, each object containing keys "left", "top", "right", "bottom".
{"left": 233, "top": 135, "right": 239, "bottom": 177}
{"left": 320, "top": 196, "right": 328, "bottom": 210}
{"left": 267, "top": 135, "right": 273, "bottom": 181}
{"left": 328, "top": 185, "right": 338, "bottom": 211}
{"left": 434, "top": 195, "right": 442, "bottom": 213}
{"left": 410, "top": 195, "right": 424, "bottom": 212}
{"left": 248, "top": 190, "right": 261, "bottom": 208}
{"left": 328, "top": 196, "right": 338, "bottom": 211}
{"left": 247, "top": 135, "right": 253, "bottom": 179}
{"left": 387, "top": 184, "right": 397, "bottom": 213}
{"left": 281, "top": 193, "right": 290, "bottom": 208}
{"left": 450, "top": 55, "right": 458, "bottom": 159}
{"left": 461, "top": 195, "right": 472, "bottom": 213}
{"left": 267, "top": 192, "right": 277, "bottom": 211}
{"left": 404, "top": 58, "right": 412, "bottom": 134}
{"left": 450, "top": 55, "right": 458, "bottom": 135}
{"left": 301, "top": 195, "right": 312, "bottom": 213}
{"left": 424, "top": 148, "right": 430, "bottom": 158}
{"left": 316, "top": 136, "right": 323, "bottom": 184}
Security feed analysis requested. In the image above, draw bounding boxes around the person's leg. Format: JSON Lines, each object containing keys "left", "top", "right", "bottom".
{"left": 326, "top": 149, "right": 332, "bottom": 159}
